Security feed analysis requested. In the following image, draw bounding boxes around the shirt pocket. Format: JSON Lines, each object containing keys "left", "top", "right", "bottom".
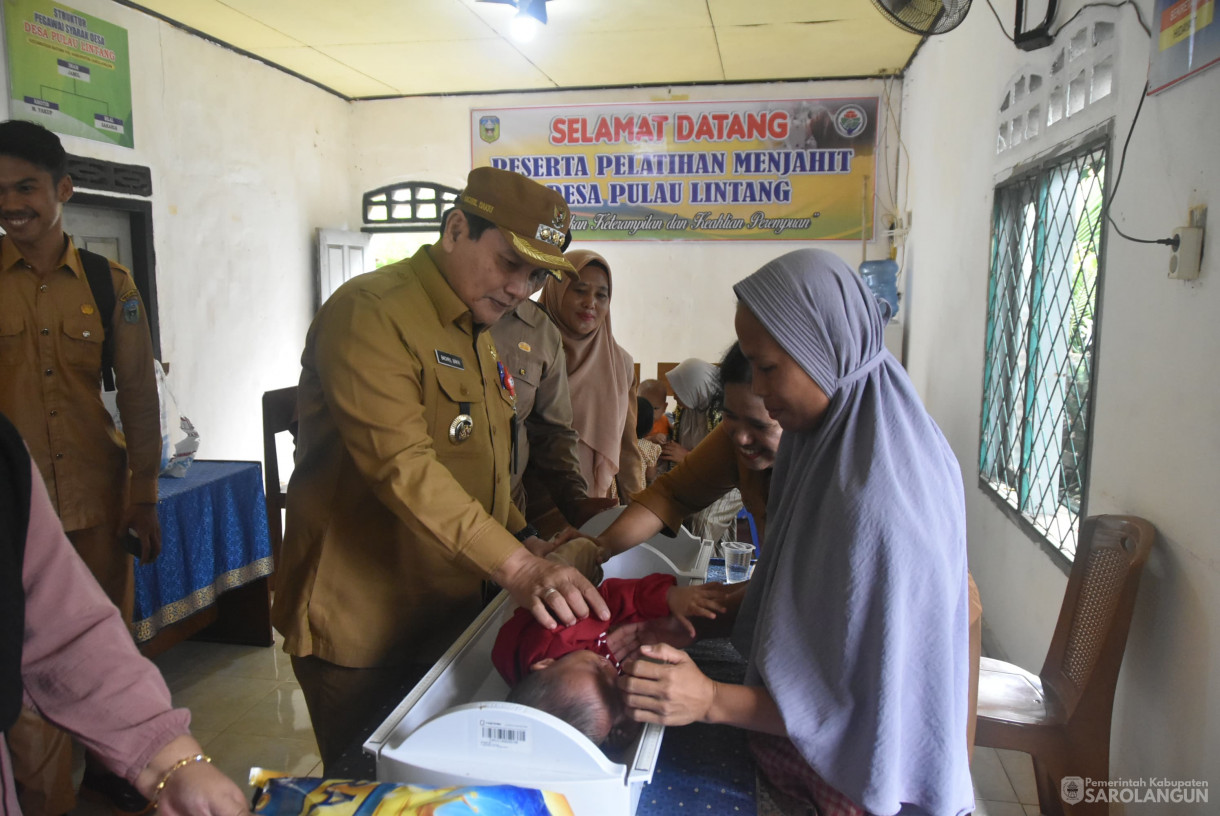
{"left": 60, "top": 313, "right": 105, "bottom": 371}
{"left": 509, "top": 357, "right": 542, "bottom": 418}
{"left": 512, "top": 357, "right": 543, "bottom": 389}
{"left": 432, "top": 364, "right": 488, "bottom": 459}
{"left": 0, "top": 318, "right": 27, "bottom": 367}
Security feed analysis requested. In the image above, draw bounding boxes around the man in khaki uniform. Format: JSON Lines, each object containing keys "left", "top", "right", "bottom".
{"left": 273, "top": 167, "right": 611, "bottom": 769}
{"left": 0, "top": 120, "right": 162, "bottom": 815}
{"left": 491, "top": 301, "right": 615, "bottom": 532}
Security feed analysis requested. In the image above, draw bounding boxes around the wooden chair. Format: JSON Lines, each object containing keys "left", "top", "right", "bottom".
{"left": 975, "top": 515, "right": 1155, "bottom": 815}
{"left": 656, "top": 362, "right": 680, "bottom": 396}
{"left": 261, "top": 386, "right": 298, "bottom": 583}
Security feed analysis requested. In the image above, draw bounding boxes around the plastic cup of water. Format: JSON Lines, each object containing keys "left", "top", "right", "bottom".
{"left": 722, "top": 541, "right": 753, "bottom": 584}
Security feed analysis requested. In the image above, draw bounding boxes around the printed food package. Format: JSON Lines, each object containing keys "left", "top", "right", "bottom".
{"left": 250, "top": 769, "right": 574, "bottom": 816}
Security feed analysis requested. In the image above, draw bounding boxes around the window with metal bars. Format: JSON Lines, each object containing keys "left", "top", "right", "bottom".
{"left": 363, "top": 181, "right": 459, "bottom": 232}
{"left": 979, "top": 139, "right": 1108, "bottom": 562}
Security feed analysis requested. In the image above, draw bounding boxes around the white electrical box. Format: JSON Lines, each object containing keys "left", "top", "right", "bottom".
{"left": 1169, "top": 226, "right": 1203, "bottom": 281}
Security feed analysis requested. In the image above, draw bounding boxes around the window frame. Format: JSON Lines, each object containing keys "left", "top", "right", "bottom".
{"left": 362, "top": 181, "right": 460, "bottom": 233}
{"left": 977, "top": 130, "right": 1112, "bottom": 569}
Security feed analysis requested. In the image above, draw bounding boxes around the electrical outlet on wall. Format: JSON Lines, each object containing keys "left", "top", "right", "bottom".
{"left": 1167, "top": 206, "right": 1207, "bottom": 281}
{"left": 1169, "top": 226, "right": 1204, "bottom": 280}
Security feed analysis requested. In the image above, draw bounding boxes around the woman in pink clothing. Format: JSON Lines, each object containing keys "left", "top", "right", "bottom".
{"left": 0, "top": 412, "right": 249, "bottom": 816}
{"left": 538, "top": 250, "right": 643, "bottom": 502}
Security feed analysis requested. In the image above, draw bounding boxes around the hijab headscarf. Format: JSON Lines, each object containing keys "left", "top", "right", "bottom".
{"left": 540, "top": 250, "right": 634, "bottom": 497}
{"left": 665, "top": 358, "right": 719, "bottom": 450}
{"left": 732, "top": 249, "right": 973, "bottom": 816}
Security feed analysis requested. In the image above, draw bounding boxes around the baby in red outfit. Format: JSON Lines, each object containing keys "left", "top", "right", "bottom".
{"left": 491, "top": 573, "right": 731, "bottom": 745}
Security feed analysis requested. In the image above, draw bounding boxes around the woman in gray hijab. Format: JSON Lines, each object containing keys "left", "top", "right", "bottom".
{"left": 619, "top": 249, "right": 974, "bottom": 816}
{"left": 663, "top": 357, "right": 721, "bottom": 458}
{"left": 662, "top": 357, "right": 744, "bottom": 544}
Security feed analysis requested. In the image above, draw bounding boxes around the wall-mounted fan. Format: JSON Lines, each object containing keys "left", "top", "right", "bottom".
{"left": 872, "top": 0, "right": 1059, "bottom": 49}
{"left": 870, "top": 0, "right": 973, "bottom": 36}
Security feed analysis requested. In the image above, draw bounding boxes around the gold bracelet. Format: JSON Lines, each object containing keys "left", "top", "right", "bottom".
{"left": 152, "top": 753, "right": 212, "bottom": 807}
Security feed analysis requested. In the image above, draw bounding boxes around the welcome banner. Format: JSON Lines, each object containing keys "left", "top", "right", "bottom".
{"left": 471, "top": 98, "right": 880, "bottom": 242}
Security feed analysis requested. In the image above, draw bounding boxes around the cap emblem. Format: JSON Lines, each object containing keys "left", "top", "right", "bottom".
{"left": 552, "top": 206, "right": 566, "bottom": 228}
{"left": 535, "top": 224, "right": 565, "bottom": 247}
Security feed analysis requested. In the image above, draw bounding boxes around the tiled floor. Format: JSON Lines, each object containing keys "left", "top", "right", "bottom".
{"left": 972, "top": 745, "right": 1043, "bottom": 815}
{"left": 151, "top": 633, "right": 323, "bottom": 786}
{"left": 69, "top": 633, "right": 320, "bottom": 816}
{"left": 71, "top": 635, "right": 1040, "bottom": 815}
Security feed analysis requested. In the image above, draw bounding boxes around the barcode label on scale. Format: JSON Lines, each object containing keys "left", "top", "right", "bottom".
{"left": 478, "top": 719, "right": 530, "bottom": 752}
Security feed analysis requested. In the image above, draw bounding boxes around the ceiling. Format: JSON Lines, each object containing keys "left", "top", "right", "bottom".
{"left": 120, "top": 0, "right": 924, "bottom": 100}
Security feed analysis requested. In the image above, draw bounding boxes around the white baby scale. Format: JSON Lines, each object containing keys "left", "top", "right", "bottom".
{"left": 363, "top": 508, "right": 713, "bottom": 815}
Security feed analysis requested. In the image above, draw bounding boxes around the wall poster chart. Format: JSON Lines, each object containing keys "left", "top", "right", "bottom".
{"left": 4, "top": 0, "right": 133, "bottom": 147}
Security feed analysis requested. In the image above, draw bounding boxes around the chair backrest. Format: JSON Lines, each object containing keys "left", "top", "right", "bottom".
{"left": 657, "top": 362, "right": 680, "bottom": 396}
{"left": 262, "top": 386, "right": 299, "bottom": 569}
{"left": 1040, "top": 514, "right": 1155, "bottom": 719}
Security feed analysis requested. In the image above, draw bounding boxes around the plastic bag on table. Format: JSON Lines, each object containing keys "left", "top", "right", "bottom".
{"left": 156, "top": 361, "right": 199, "bottom": 477}
{"left": 99, "top": 360, "right": 199, "bottom": 477}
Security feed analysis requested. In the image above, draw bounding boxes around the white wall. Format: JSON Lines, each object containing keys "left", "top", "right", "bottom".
{"left": 350, "top": 79, "right": 905, "bottom": 381}
{"left": 0, "top": 0, "right": 352, "bottom": 460}
{"left": 9, "top": 9, "right": 1213, "bottom": 798}
{"left": 0, "top": 6, "right": 907, "bottom": 472}
{"left": 902, "top": 1, "right": 1219, "bottom": 808}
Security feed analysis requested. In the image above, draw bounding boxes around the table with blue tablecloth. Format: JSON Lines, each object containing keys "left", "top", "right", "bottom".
{"left": 134, "top": 460, "right": 274, "bottom": 647}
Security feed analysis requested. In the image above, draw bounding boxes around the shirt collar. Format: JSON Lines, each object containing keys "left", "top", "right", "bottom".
{"left": 511, "top": 298, "right": 546, "bottom": 328}
{"left": 0, "top": 233, "right": 83, "bottom": 279}
{"left": 414, "top": 244, "right": 478, "bottom": 336}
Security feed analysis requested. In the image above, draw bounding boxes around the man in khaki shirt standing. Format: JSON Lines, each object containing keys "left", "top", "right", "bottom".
{"left": 273, "top": 167, "right": 611, "bottom": 769}
{"left": 0, "top": 120, "right": 162, "bottom": 815}
{"left": 491, "top": 300, "right": 615, "bottom": 532}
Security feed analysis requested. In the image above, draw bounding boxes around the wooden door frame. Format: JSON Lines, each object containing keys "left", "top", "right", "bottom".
{"left": 68, "top": 192, "right": 160, "bottom": 358}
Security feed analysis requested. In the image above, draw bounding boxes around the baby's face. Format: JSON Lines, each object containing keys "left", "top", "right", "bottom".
{"left": 549, "top": 650, "right": 627, "bottom": 737}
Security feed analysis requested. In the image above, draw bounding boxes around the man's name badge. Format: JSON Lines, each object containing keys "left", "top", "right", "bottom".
{"left": 435, "top": 350, "right": 464, "bottom": 370}
{"left": 449, "top": 414, "right": 474, "bottom": 443}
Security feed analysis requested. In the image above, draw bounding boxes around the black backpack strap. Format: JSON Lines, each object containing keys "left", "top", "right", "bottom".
{"left": 0, "top": 412, "right": 31, "bottom": 733}
{"left": 79, "top": 249, "right": 117, "bottom": 392}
